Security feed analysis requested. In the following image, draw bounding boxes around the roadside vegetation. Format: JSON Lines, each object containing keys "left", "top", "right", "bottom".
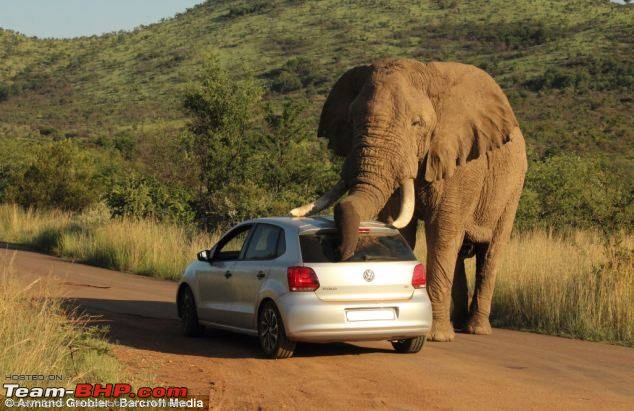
{"left": 413, "top": 229, "right": 634, "bottom": 347}
{"left": 0, "top": 1, "right": 631, "bottom": 346}
{"left": 2, "top": 204, "right": 632, "bottom": 347}
{"left": 0, "top": 252, "right": 128, "bottom": 388}
{"left": 0, "top": 204, "right": 219, "bottom": 280}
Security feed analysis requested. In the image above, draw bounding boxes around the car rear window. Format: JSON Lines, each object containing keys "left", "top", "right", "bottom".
{"left": 300, "top": 231, "right": 416, "bottom": 263}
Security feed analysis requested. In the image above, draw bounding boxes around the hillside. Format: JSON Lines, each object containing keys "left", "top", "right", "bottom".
{"left": 0, "top": 0, "right": 632, "bottom": 157}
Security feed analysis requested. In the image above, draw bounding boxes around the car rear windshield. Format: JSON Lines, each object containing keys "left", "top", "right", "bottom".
{"left": 300, "top": 231, "right": 416, "bottom": 263}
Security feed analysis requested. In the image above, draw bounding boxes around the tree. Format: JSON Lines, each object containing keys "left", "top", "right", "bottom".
{"left": 183, "top": 56, "right": 266, "bottom": 227}
{"left": 183, "top": 58, "right": 338, "bottom": 228}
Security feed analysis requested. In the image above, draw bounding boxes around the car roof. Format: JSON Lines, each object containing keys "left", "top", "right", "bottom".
{"left": 243, "top": 216, "right": 398, "bottom": 234}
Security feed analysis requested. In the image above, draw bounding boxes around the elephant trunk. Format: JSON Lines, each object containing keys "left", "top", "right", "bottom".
{"left": 335, "top": 126, "right": 418, "bottom": 260}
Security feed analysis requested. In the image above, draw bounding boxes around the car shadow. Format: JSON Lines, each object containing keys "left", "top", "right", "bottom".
{"left": 64, "top": 298, "right": 393, "bottom": 359}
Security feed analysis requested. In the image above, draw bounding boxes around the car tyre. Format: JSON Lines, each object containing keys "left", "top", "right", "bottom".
{"left": 180, "top": 287, "right": 203, "bottom": 337}
{"left": 258, "top": 301, "right": 295, "bottom": 359}
{"left": 391, "top": 335, "right": 426, "bottom": 353}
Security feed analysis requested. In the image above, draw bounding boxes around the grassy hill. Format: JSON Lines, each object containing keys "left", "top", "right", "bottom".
{"left": 0, "top": 0, "right": 632, "bottom": 231}
{"left": 0, "top": 1, "right": 631, "bottom": 346}
{"left": 1, "top": 0, "right": 632, "bottom": 156}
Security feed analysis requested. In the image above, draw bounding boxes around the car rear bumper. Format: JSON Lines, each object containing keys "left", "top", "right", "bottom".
{"left": 276, "top": 289, "right": 433, "bottom": 342}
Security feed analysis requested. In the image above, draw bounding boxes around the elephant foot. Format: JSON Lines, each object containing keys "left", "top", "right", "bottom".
{"left": 428, "top": 320, "right": 455, "bottom": 342}
{"left": 466, "top": 316, "right": 492, "bottom": 335}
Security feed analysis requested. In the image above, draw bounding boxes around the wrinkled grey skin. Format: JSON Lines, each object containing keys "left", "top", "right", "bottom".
{"left": 292, "top": 59, "right": 527, "bottom": 342}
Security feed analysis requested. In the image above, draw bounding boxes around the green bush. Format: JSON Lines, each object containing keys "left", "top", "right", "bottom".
{"left": 436, "top": 0, "right": 459, "bottom": 9}
{"left": 112, "top": 133, "right": 138, "bottom": 160}
{"left": 269, "top": 57, "right": 326, "bottom": 93}
{"left": 1, "top": 140, "right": 107, "bottom": 211}
{"left": 426, "top": 19, "right": 564, "bottom": 50}
{"left": 516, "top": 154, "right": 632, "bottom": 231}
{"left": 271, "top": 70, "right": 303, "bottom": 93}
{"left": 224, "top": 1, "right": 274, "bottom": 19}
{"left": 523, "top": 55, "right": 633, "bottom": 92}
{"left": 106, "top": 175, "right": 194, "bottom": 224}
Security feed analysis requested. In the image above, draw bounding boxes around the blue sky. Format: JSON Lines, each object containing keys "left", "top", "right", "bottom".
{"left": 0, "top": 0, "right": 205, "bottom": 39}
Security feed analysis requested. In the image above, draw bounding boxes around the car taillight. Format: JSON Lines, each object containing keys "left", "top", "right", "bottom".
{"left": 287, "top": 266, "right": 320, "bottom": 292}
{"left": 412, "top": 263, "right": 426, "bottom": 288}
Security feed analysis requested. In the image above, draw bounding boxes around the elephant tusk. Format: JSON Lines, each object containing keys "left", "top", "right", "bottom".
{"left": 290, "top": 180, "right": 347, "bottom": 217}
{"left": 390, "top": 179, "right": 415, "bottom": 229}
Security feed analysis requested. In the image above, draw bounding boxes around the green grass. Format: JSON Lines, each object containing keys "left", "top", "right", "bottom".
{"left": 0, "top": 0, "right": 631, "bottom": 161}
{"left": 2, "top": 203, "right": 633, "bottom": 346}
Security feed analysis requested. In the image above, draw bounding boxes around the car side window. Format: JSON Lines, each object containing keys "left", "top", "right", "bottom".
{"left": 244, "top": 224, "right": 285, "bottom": 260}
{"left": 215, "top": 225, "right": 252, "bottom": 261}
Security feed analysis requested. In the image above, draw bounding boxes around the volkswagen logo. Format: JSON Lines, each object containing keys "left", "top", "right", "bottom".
{"left": 363, "top": 269, "right": 375, "bottom": 282}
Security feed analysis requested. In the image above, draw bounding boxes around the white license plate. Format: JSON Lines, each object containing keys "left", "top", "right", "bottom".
{"left": 345, "top": 308, "right": 396, "bottom": 322}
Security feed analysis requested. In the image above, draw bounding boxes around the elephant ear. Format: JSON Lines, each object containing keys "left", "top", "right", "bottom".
{"left": 318, "top": 65, "right": 373, "bottom": 156}
{"left": 424, "top": 69, "right": 518, "bottom": 182}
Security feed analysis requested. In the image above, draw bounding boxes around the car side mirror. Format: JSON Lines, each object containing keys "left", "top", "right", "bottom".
{"left": 197, "top": 250, "right": 212, "bottom": 262}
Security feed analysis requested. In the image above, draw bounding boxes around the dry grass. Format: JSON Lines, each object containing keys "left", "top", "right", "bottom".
{"left": 414, "top": 228, "right": 634, "bottom": 346}
{"left": 0, "top": 203, "right": 220, "bottom": 280}
{"left": 1, "top": 203, "right": 632, "bottom": 346}
{"left": 0, "top": 252, "right": 127, "bottom": 387}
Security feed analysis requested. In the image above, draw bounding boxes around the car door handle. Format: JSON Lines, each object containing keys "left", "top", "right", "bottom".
{"left": 256, "top": 271, "right": 266, "bottom": 279}
{"left": 224, "top": 270, "right": 232, "bottom": 279}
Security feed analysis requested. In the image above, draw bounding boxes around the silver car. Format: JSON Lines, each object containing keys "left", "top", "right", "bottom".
{"left": 176, "top": 217, "right": 432, "bottom": 359}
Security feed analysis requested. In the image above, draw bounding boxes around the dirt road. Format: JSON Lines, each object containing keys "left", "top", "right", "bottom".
{"left": 7, "top": 248, "right": 634, "bottom": 410}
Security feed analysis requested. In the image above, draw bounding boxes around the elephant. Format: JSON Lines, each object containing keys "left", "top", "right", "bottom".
{"left": 290, "top": 58, "right": 527, "bottom": 342}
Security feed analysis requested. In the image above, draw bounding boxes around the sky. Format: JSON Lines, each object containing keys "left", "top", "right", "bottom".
{"left": 0, "top": 0, "right": 205, "bottom": 39}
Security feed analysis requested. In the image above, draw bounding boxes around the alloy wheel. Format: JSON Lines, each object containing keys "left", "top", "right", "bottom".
{"left": 260, "top": 307, "right": 279, "bottom": 353}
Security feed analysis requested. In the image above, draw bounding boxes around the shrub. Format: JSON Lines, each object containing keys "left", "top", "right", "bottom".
{"left": 2, "top": 140, "right": 106, "bottom": 211}
{"left": 224, "top": 1, "right": 274, "bottom": 19}
{"left": 516, "top": 155, "right": 632, "bottom": 231}
{"left": 270, "top": 57, "right": 327, "bottom": 93}
{"left": 271, "top": 70, "right": 303, "bottom": 93}
{"left": 112, "top": 133, "right": 138, "bottom": 160}
{"left": 106, "top": 175, "right": 195, "bottom": 224}
{"left": 436, "top": 0, "right": 459, "bottom": 9}
{"left": 523, "top": 55, "right": 633, "bottom": 92}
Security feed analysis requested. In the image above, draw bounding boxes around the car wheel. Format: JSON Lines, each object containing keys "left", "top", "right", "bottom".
{"left": 391, "top": 336, "right": 426, "bottom": 353}
{"left": 258, "top": 301, "right": 295, "bottom": 359}
{"left": 180, "top": 287, "right": 203, "bottom": 337}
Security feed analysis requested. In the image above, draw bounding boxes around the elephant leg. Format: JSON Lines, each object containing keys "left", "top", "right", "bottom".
{"left": 451, "top": 256, "right": 469, "bottom": 330}
{"left": 467, "top": 202, "right": 518, "bottom": 335}
{"left": 425, "top": 223, "right": 464, "bottom": 342}
{"left": 466, "top": 243, "right": 491, "bottom": 334}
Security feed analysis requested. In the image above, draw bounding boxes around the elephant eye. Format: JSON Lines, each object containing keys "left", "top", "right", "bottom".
{"left": 412, "top": 116, "right": 423, "bottom": 127}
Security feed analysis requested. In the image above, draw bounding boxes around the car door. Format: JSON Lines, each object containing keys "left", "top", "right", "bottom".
{"left": 196, "top": 224, "right": 253, "bottom": 324}
{"left": 228, "top": 223, "right": 286, "bottom": 329}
